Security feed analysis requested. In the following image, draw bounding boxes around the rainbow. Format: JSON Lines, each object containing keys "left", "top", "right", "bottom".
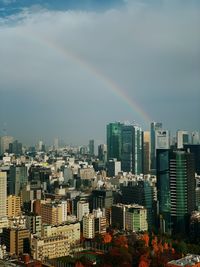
{"left": 18, "top": 28, "right": 151, "bottom": 126}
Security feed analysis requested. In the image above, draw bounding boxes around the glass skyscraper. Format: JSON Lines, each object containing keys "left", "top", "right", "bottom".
{"left": 150, "top": 122, "right": 162, "bottom": 173}
{"left": 107, "top": 122, "right": 143, "bottom": 174}
{"left": 107, "top": 122, "right": 123, "bottom": 161}
{"left": 157, "top": 149, "right": 196, "bottom": 235}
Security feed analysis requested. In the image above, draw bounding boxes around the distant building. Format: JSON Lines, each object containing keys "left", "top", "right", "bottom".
{"left": 184, "top": 144, "right": 200, "bottom": 175}
{"left": 107, "top": 122, "right": 123, "bottom": 161}
{"left": 7, "top": 195, "right": 21, "bottom": 217}
{"left": 107, "top": 159, "right": 121, "bottom": 177}
{"left": 0, "top": 136, "right": 14, "bottom": 155}
{"left": 25, "top": 214, "right": 42, "bottom": 237}
{"left": 155, "top": 130, "right": 170, "bottom": 149}
{"left": 0, "top": 172, "right": 7, "bottom": 219}
{"left": 191, "top": 131, "right": 200, "bottom": 145}
{"left": 41, "top": 202, "right": 62, "bottom": 225}
{"left": 41, "top": 222, "right": 80, "bottom": 241}
{"left": 8, "top": 140, "right": 22, "bottom": 155}
{"left": 89, "top": 139, "right": 94, "bottom": 156}
{"left": 78, "top": 167, "right": 95, "bottom": 179}
{"left": 83, "top": 213, "right": 95, "bottom": 239}
{"left": 167, "top": 254, "right": 200, "bottom": 267}
{"left": 121, "top": 180, "right": 155, "bottom": 230}
{"left": 143, "top": 131, "right": 150, "bottom": 174}
{"left": 150, "top": 122, "right": 162, "bottom": 172}
{"left": 2, "top": 227, "right": 30, "bottom": 256}
{"left": 111, "top": 203, "right": 148, "bottom": 232}
{"left": 98, "top": 144, "right": 107, "bottom": 163}
{"left": 32, "top": 235, "right": 70, "bottom": 261}
{"left": 121, "top": 124, "right": 143, "bottom": 174}
{"left": 77, "top": 201, "right": 89, "bottom": 221}
{"left": 8, "top": 165, "right": 28, "bottom": 196}
{"left": 177, "top": 130, "right": 189, "bottom": 149}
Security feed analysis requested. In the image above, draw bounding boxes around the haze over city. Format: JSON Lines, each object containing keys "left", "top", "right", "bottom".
{"left": 0, "top": 0, "right": 199, "bottom": 145}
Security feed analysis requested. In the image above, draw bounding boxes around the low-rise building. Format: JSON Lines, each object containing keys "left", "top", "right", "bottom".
{"left": 32, "top": 235, "right": 70, "bottom": 261}
{"left": 167, "top": 254, "right": 200, "bottom": 267}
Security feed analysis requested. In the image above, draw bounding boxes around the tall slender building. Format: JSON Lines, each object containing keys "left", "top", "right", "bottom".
{"left": 89, "top": 139, "right": 94, "bottom": 156}
{"left": 98, "top": 144, "right": 107, "bottom": 163}
{"left": 121, "top": 124, "right": 143, "bottom": 174}
{"left": 107, "top": 122, "right": 123, "bottom": 161}
{"left": 157, "top": 149, "right": 196, "bottom": 234}
{"left": 8, "top": 165, "right": 28, "bottom": 196}
{"left": 0, "top": 172, "right": 7, "bottom": 219}
{"left": 143, "top": 131, "right": 150, "bottom": 174}
{"left": 150, "top": 122, "right": 162, "bottom": 173}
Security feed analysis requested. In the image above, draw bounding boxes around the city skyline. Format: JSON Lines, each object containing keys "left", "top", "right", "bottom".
{"left": 0, "top": 0, "right": 199, "bottom": 145}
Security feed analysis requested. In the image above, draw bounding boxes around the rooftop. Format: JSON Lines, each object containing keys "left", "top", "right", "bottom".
{"left": 168, "top": 254, "right": 200, "bottom": 266}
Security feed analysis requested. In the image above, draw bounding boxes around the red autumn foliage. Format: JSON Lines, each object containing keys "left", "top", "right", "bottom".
{"left": 75, "top": 261, "right": 84, "bottom": 267}
{"left": 114, "top": 235, "right": 128, "bottom": 248}
{"left": 103, "top": 233, "right": 112, "bottom": 244}
{"left": 141, "top": 233, "right": 150, "bottom": 247}
{"left": 138, "top": 254, "right": 150, "bottom": 267}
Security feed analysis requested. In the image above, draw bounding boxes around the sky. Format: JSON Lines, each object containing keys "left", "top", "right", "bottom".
{"left": 0, "top": 0, "right": 199, "bottom": 146}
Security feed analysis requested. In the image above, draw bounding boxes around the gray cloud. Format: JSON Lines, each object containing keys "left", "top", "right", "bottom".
{"left": 0, "top": 1, "right": 199, "bottom": 145}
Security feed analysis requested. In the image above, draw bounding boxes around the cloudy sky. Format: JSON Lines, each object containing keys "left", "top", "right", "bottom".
{"left": 0, "top": 0, "right": 199, "bottom": 146}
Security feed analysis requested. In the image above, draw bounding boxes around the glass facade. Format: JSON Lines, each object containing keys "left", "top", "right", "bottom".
{"left": 107, "top": 122, "right": 123, "bottom": 161}
{"left": 121, "top": 124, "right": 143, "bottom": 174}
{"left": 150, "top": 122, "right": 162, "bottom": 172}
{"left": 157, "top": 149, "right": 196, "bottom": 234}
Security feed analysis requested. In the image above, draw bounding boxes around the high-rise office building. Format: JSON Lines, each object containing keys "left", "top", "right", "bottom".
{"left": 143, "top": 131, "right": 150, "bottom": 174}
{"left": 98, "top": 144, "right": 107, "bottom": 162}
{"left": 191, "top": 131, "right": 200, "bottom": 145}
{"left": 89, "top": 139, "right": 94, "bottom": 156}
{"left": 8, "top": 165, "right": 28, "bottom": 196}
{"left": 0, "top": 135, "right": 14, "bottom": 155}
{"left": 150, "top": 122, "right": 162, "bottom": 172}
{"left": 121, "top": 124, "right": 143, "bottom": 174}
{"left": 0, "top": 172, "right": 7, "bottom": 219}
{"left": 177, "top": 130, "right": 189, "bottom": 149}
{"left": 157, "top": 149, "right": 196, "bottom": 234}
{"left": 184, "top": 144, "right": 200, "bottom": 175}
{"left": 107, "top": 122, "right": 123, "bottom": 161}
{"left": 155, "top": 130, "right": 170, "bottom": 150}
{"left": 8, "top": 140, "right": 22, "bottom": 155}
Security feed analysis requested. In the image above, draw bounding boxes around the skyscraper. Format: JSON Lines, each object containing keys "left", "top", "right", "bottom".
{"left": 177, "top": 130, "right": 189, "bottom": 149}
{"left": 121, "top": 124, "right": 143, "bottom": 174}
{"left": 157, "top": 149, "right": 196, "bottom": 234}
{"left": 191, "top": 131, "right": 200, "bottom": 145}
{"left": 150, "top": 122, "right": 162, "bottom": 173}
{"left": 89, "top": 139, "right": 94, "bottom": 156}
{"left": 107, "top": 122, "right": 123, "bottom": 161}
{"left": 143, "top": 131, "right": 150, "bottom": 174}
{"left": 98, "top": 144, "right": 107, "bottom": 163}
{"left": 155, "top": 130, "right": 170, "bottom": 150}
{"left": 8, "top": 165, "right": 28, "bottom": 196}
